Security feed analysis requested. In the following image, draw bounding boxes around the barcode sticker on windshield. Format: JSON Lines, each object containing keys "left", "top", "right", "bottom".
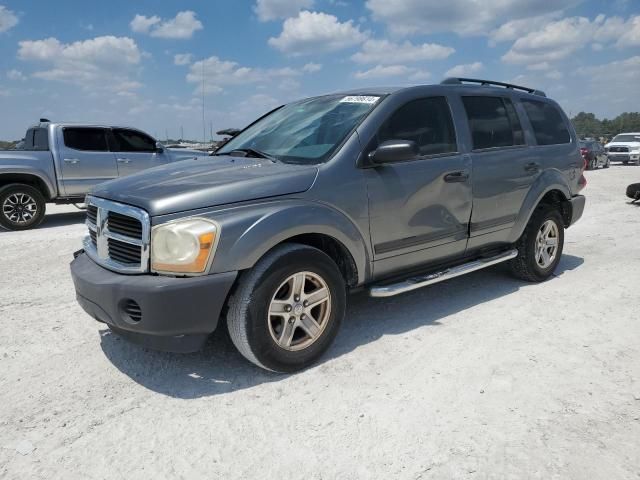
{"left": 340, "top": 96, "right": 380, "bottom": 104}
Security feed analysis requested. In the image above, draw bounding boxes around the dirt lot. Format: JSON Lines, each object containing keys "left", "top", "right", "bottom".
{"left": 0, "top": 165, "right": 639, "bottom": 479}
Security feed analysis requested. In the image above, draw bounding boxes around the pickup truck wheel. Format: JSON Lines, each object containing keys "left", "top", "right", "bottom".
{"left": 510, "top": 207, "right": 564, "bottom": 282}
{"left": 0, "top": 184, "right": 46, "bottom": 231}
{"left": 226, "top": 243, "right": 346, "bottom": 373}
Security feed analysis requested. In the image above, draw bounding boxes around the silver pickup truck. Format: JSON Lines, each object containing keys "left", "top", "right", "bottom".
{"left": 0, "top": 122, "right": 208, "bottom": 230}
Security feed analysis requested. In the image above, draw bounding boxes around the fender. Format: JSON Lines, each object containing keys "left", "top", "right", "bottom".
{"left": 0, "top": 165, "right": 57, "bottom": 199}
{"left": 507, "top": 169, "right": 571, "bottom": 243}
{"left": 205, "top": 199, "right": 371, "bottom": 285}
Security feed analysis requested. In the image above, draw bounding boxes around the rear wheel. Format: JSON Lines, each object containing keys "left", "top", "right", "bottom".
{"left": 226, "top": 243, "right": 346, "bottom": 372}
{"left": 0, "top": 184, "right": 46, "bottom": 231}
{"left": 510, "top": 207, "right": 564, "bottom": 282}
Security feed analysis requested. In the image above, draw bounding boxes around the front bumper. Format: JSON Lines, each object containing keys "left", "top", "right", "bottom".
{"left": 608, "top": 153, "right": 639, "bottom": 162}
{"left": 70, "top": 252, "right": 237, "bottom": 353}
{"left": 568, "top": 195, "right": 586, "bottom": 226}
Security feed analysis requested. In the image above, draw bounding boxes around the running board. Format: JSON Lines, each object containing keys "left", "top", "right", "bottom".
{"left": 369, "top": 249, "right": 518, "bottom": 298}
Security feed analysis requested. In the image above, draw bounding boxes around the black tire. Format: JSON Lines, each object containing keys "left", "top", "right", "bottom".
{"left": 510, "top": 207, "right": 565, "bottom": 282}
{"left": 226, "top": 243, "right": 346, "bottom": 373}
{"left": 623, "top": 161, "right": 628, "bottom": 165}
{"left": 603, "top": 158, "right": 610, "bottom": 168}
{"left": 0, "top": 183, "right": 46, "bottom": 231}
{"left": 627, "top": 183, "right": 640, "bottom": 200}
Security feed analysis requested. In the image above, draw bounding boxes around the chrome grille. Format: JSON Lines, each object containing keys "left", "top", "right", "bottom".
{"left": 83, "top": 196, "right": 150, "bottom": 274}
{"left": 609, "top": 146, "right": 629, "bottom": 153}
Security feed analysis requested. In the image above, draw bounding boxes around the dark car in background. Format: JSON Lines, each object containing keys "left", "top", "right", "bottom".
{"left": 580, "top": 140, "right": 609, "bottom": 170}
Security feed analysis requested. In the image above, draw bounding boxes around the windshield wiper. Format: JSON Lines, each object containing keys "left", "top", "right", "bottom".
{"left": 217, "top": 148, "right": 277, "bottom": 162}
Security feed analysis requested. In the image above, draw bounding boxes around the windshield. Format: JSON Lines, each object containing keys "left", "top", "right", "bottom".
{"left": 217, "top": 94, "right": 382, "bottom": 164}
{"left": 612, "top": 134, "right": 640, "bottom": 142}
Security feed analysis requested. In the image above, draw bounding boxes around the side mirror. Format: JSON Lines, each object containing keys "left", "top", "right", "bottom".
{"left": 155, "top": 141, "right": 165, "bottom": 153}
{"left": 369, "top": 140, "right": 419, "bottom": 165}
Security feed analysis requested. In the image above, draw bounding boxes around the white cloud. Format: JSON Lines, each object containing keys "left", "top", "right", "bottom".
{"left": 130, "top": 14, "right": 160, "bottom": 34}
{"left": 302, "top": 62, "right": 322, "bottom": 72}
{"left": 351, "top": 39, "right": 454, "bottom": 65}
{"left": 354, "top": 64, "right": 412, "bottom": 79}
{"left": 445, "top": 61, "right": 483, "bottom": 77}
{"left": 174, "top": 53, "right": 193, "bottom": 66}
{"left": 0, "top": 5, "right": 18, "bottom": 33}
{"left": 6, "top": 69, "right": 25, "bottom": 81}
{"left": 268, "top": 11, "right": 367, "bottom": 55}
{"left": 130, "top": 11, "right": 203, "bottom": 39}
{"left": 489, "top": 13, "right": 562, "bottom": 45}
{"left": 254, "top": 0, "right": 314, "bottom": 22}
{"left": 365, "top": 0, "right": 581, "bottom": 36}
{"left": 502, "top": 15, "right": 640, "bottom": 65}
{"left": 502, "top": 17, "right": 593, "bottom": 64}
{"left": 186, "top": 56, "right": 316, "bottom": 94}
{"left": 18, "top": 36, "right": 142, "bottom": 93}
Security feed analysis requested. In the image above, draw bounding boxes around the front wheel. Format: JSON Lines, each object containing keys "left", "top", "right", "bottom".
{"left": 510, "top": 207, "right": 565, "bottom": 282}
{"left": 603, "top": 158, "right": 610, "bottom": 168}
{"left": 226, "top": 243, "right": 346, "bottom": 372}
{"left": 0, "top": 184, "right": 46, "bottom": 231}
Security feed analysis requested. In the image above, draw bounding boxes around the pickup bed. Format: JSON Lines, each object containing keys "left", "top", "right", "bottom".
{"left": 0, "top": 122, "right": 208, "bottom": 230}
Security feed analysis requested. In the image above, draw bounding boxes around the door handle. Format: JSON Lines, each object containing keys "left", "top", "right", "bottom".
{"left": 117, "top": 158, "right": 131, "bottom": 164}
{"left": 64, "top": 158, "right": 80, "bottom": 164}
{"left": 443, "top": 171, "right": 469, "bottom": 183}
{"left": 524, "top": 162, "right": 540, "bottom": 173}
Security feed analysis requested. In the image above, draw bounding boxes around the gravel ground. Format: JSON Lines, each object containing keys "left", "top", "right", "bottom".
{"left": 1, "top": 166, "right": 639, "bottom": 479}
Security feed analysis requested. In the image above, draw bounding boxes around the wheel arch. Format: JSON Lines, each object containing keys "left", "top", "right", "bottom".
{"left": 508, "top": 171, "right": 572, "bottom": 243}
{"left": 0, "top": 173, "right": 54, "bottom": 200}
{"left": 209, "top": 201, "right": 370, "bottom": 287}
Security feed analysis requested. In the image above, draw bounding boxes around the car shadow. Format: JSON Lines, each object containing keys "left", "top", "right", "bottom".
{"left": 0, "top": 210, "right": 85, "bottom": 233}
{"left": 99, "top": 254, "right": 584, "bottom": 399}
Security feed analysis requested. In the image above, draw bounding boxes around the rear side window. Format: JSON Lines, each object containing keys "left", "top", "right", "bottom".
{"left": 521, "top": 99, "right": 571, "bottom": 145}
{"left": 112, "top": 129, "right": 156, "bottom": 152}
{"left": 378, "top": 96, "right": 457, "bottom": 155}
{"left": 63, "top": 128, "right": 108, "bottom": 151}
{"left": 462, "top": 96, "right": 525, "bottom": 150}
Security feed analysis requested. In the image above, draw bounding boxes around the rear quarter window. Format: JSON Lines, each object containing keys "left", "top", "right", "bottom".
{"left": 521, "top": 99, "right": 571, "bottom": 145}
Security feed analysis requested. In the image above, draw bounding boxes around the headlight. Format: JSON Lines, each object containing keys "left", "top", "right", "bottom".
{"left": 151, "top": 218, "right": 219, "bottom": 275}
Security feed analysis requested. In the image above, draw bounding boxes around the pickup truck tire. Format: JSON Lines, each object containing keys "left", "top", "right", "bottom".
{"left": 0, "top": 183, "right": 46, "bottom": 231}
{"left": 226, "top": 243, "right": 346, "bottom": 373}
{"left": 509, "top": 207, "right": 564, "bottom": 282}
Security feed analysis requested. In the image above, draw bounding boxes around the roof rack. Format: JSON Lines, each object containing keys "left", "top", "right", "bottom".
{"left": 441, "top": 77, "right": 546, "bottom": 97}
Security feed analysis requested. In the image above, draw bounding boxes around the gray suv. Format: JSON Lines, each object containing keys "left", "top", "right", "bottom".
{"left": 71, "top": 78, "right": 586, "bottom": 372}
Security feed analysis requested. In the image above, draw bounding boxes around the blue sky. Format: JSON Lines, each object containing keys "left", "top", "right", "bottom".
{"left": 0, "top": 0, "right": 638, "bottom": 141}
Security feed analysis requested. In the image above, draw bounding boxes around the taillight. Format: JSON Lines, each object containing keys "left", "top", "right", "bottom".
{"left": 580, "top": 147, "right": 589, "bottom": 160}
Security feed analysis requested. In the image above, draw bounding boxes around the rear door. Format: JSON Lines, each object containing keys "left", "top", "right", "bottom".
{"left": 365, "top": 96, "right": 472, "bottom": 277}
{"left": 59, "top": 127, "right": 118, "bottom": 196}
{"left": 111, "top": 128, "right": 169, "bottom": 176}
{"left": 461, "top": 95, "right": 534, "bottom": 248}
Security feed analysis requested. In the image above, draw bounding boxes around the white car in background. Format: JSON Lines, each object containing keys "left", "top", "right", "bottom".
{"left": 605, "top": 133, "right": 640, "bottom": 165}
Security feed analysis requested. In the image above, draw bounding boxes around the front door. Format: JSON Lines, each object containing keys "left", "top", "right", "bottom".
{"left": 59, "top": 127, "right": 118, "bottom": 196}
{"left": 365, "top": 96, "right": 472, "bottom": 278}
{"left": 111, "top": 128, "right": 168, "bottom": 177}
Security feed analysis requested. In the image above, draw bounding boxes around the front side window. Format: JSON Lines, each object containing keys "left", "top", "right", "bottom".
{"left": 113, "top": 129, "right": 156, "bottom": 152}
{"left": 377, "top": 97, "right": 457, "bottom": 156}
{"left": 216, "top": 94, "right": 381, "bottom": 164}
{"left": 63, "top": 128, "right": 108, "bottom": 152}
{"left": 521, "top": 99, "right": 571, "bottom": 145}
{"left": 462, "top": 96, "right": 525, "bottom": 150}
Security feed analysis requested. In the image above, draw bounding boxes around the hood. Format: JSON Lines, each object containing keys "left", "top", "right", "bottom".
{"left": 91, "top": 155, "right": 318, "bottom": 216}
